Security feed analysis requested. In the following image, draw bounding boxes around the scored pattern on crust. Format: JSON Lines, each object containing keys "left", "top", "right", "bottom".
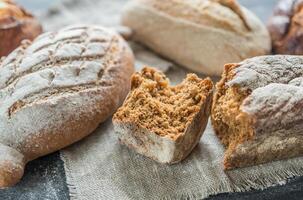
{"left": 227, "top": 55, "right": 303, "bottom": 134}
{"left": 0, "top": 25, "right": 122, "bottom": 116}
{"left": 140, "top": 0, "right": 251, "bottom": 33}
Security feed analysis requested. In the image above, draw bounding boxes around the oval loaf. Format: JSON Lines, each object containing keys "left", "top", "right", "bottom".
{"left": 0, "top": 25, "right": 134, "bottom": 187}
{"left": 122, "top": 0, "right": 271, "bottom": 76}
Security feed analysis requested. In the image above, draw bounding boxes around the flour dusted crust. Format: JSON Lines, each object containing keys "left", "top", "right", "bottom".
{"left": 113, "top": 67, "right": 213, "bottom": 164}
{"left": 211, "top": 55, "right": 303, "bottom": 169}
{"left": 0, "top": 25, "right": 134, "bottom": 187}
{"left": 122, "top": 0, "right": 271, "bottom": 76}
{"left": 0, "top": 0, "right": 42, "bottom": 57}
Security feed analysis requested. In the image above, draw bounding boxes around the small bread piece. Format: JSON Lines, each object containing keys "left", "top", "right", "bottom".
{"left": 0, "top": 0, "right": 42, "bottom": 57}
{"left": 0, "top": 25, "right": 134, "bottom": 188}
{"left": 122, "top": 0, "right": 271, "bottom": 76}
{"left": 113, "top": 67, "right": 213, "bottom": 164}
{"left": 268, "top": 0, "right": 303, "bottom": 54}
{"left": 211, "top": 55, "right": 303, "bottom": 170}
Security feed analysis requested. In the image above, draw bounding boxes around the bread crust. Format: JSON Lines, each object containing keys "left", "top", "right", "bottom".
{"left": 122, "top": 0, "right": 270, "bottom": 76}
{"left": 268, "top": 0, "right": 303, "bottom": 54}
{"left": 0, "top": 25, "right": 134, "bottom": 187}
{"left": 212, "top": 55, "right": 303, "bottom": 169}
{"left": 113, "top": 67, "right": 213, "bottom": 164}
{"left": 0, "top": 0, "right": 42, "bottom": 57}
{"left": 114, "top": 92, "right": 212, "bottom": 164}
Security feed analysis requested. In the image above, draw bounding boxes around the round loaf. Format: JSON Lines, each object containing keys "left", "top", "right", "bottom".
{"left": 0, "top": 0, "right": 42, "bottom": 57}
{"left": 212, "top": 55, "right": 303, "bottom": 169}
{"left": 122, "top": 0, "right": 271, "bottom": 76}
{"left": 0, "top": 25, "right": 134, "bottom": 187}
{"left": 268, "top": 0, "right": 303, "bottom": 54}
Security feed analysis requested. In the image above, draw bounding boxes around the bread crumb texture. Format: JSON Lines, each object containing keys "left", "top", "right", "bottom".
{"left": 212, "top": 55, "right": 303, "bottom": 169}
{"left": 114, "top": 67, "right": 213, "bottom": 140}
{"left": 211, "top": 63, "right": 254, "bottom": 169}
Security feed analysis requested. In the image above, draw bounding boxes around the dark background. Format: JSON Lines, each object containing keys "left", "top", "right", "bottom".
{"left": 0, "top": 0, "right": 302, "bottom": 199}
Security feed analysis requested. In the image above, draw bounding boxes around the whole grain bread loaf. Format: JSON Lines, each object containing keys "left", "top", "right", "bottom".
{"left": 0, "top": 25, "right": 134, "bottom": 187}
{"left": 0, "top": 0, "right": 42, "bottom": 57}
{"left": 113, "top": 67, "right": 213, "bottom": 164}
{"left": 268, "top": 0, "right": 303, "bottom": 54}
{"left": 211, "top": 55, "right": 303, "bottom": 169}
{"left": 122, "top": 0, "right": 271, "bottom": 76}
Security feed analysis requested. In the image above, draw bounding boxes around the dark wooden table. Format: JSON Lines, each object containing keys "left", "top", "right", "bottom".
{"left": 0, "top": 0, "right": 302, "bottom": 199}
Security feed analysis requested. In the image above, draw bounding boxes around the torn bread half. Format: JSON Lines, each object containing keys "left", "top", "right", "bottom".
{"left": 211, "top": 55, "right": 303, "bottom": 170}
{"left": 113, "top": 67, "right": 213, "bottom": 164}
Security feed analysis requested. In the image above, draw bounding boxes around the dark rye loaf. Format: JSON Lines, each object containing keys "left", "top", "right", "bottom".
{"left": 268, "top": 0, "right": 303, "bottom": 54}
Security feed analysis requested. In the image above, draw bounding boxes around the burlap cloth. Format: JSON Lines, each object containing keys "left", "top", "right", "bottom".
{"left": 39, "top": 0, "right": 303, "bottom": 199}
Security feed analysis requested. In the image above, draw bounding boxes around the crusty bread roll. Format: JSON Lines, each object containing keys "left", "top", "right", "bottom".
{"left": 122, "top": 0, "right": 271, "bottom": 76}
{"left": 211, "top": 55, "right": 303, "bottom": 169}
{"left": 0, "top": 25, "right": 134, "bottom": 187}
{"left": 268, "top": 0, "right": 303, "bottom": 54}
{"left": 113, "top": 67, "right": 213, "bottom": 164}
{"left": 0, "top": 0, "right": 42, "bottom": 57}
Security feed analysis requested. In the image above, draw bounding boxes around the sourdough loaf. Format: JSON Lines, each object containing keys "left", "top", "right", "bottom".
{"left": 0, "top": 0, "right": 42, "bottom": 57}
{"left": 268, "top": 0, "right": 303, "bottom": 54}
{"left": 0, "top": 25, "right": 134, "bottom": 187}
{"left": 113, "top": 67, "right": 213, "bottom": 164}
{"left": 122, "top": 0, "right": 271, "bottom": 76}
{"left": 211, "top": 55, "right": 303, "bottom": 169}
